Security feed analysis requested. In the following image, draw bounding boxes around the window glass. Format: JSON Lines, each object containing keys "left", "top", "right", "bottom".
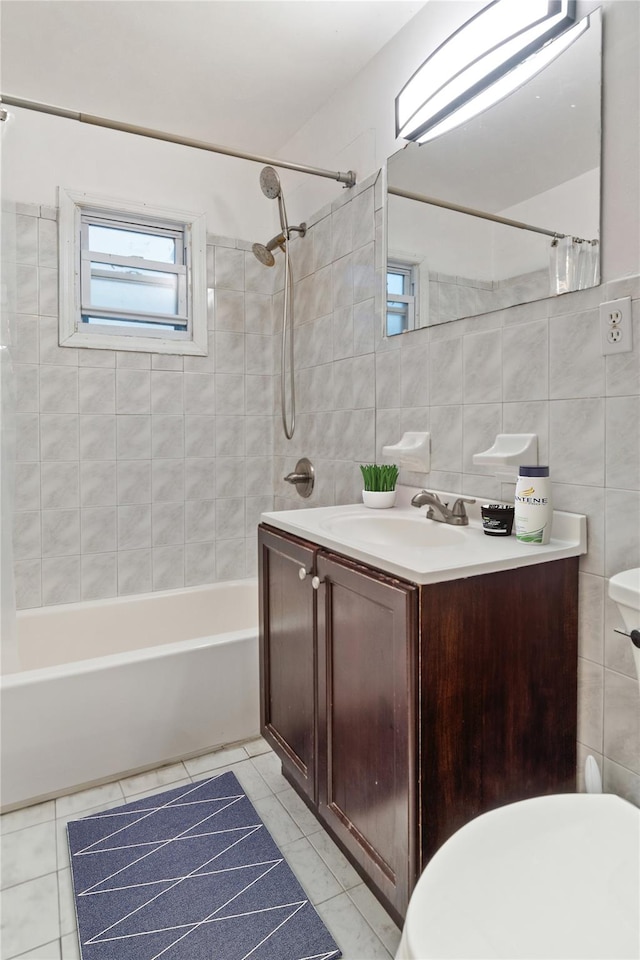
{"left": 88, "top": 263, "right": 179, "bottom": 316}
{"left": 87, "top": 224, "right": 177, "bottom": 263}
{"left": 387, "top": 271, "right": 407, "bottom": 296}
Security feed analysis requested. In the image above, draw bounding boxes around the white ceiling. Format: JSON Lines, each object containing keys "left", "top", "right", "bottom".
{"left": 0, "top": 0, "right": 425, "bottom": 154}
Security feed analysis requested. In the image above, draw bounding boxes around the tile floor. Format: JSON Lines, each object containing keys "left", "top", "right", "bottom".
{"left": 0, "top": 738, "right": 402, "bottom": 960}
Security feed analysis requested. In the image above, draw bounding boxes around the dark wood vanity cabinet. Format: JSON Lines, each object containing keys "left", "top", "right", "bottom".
{"left": 258, "top": 523, "right": 579, "bottom": 923}
{"left": 258, "top": 525, "right": 317, "bottom": 801}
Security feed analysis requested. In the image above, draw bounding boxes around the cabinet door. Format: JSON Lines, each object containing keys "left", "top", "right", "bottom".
{"left": 258, "top": 525, "right": 317, "bottom": 801}
{"left": 316, "top": 551, "right": 419, "bottom": 919}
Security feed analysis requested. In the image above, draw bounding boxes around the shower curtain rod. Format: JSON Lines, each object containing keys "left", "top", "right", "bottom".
{"left": 388, "top": 185, "right": 595, "bottom": 244}
{"left": 0, "top": 94, "right": 357, "bottom": 188}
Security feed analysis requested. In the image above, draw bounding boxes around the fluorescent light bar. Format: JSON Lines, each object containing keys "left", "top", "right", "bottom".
{"left": 396, "top": 0, "right": 578, "bottom": 143}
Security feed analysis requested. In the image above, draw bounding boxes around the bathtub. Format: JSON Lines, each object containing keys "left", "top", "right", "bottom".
{"left": 0, "top": 580, "right": 259, "bottom": 811}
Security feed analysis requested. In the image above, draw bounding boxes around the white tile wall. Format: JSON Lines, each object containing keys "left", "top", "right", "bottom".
{"left": 7, "top": 205, "right": 275, "bottom": 605}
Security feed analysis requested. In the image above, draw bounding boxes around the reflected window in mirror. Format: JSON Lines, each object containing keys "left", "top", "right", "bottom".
{"left": 387, "top": 259, "right": 419, "bottom": 335}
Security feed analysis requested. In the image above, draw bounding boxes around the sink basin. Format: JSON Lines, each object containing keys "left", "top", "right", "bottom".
{"left": 320, "top": 513, "right": 466, "bottom": 549}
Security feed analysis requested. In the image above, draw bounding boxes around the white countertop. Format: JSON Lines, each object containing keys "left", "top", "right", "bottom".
{"left": 261, "top": 488, "right": 587, "bottom": 585}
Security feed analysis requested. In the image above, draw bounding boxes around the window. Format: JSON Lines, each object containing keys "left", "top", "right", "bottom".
{"left": 59, "top": 188, "right": 207, "bottom": 355}
{"left": 386, "top": 258, "right": 419, "bottom": 336}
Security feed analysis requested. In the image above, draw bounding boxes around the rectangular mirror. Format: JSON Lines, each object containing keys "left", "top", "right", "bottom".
{"left": 385, "top": 8, "right": 601, "bottom": 335}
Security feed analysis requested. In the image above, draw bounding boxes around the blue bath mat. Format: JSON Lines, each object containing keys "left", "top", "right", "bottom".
{"left": 67, "top": 771, "right": 341, "bottom": 960}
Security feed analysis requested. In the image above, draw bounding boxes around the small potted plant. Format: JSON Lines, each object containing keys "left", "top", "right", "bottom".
{"left": 360, "top": 463, "right": 399, "bottom": 509}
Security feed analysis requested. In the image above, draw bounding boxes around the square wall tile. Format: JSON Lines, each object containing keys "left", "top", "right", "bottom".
{"left": 41, "top": 509, "right": 80, "bottom": 557}
{"left": 81, "top": 552, "right": 117, "bottom": 601}
{"left": 40, "top": 414, "right": 79, "bottom": 462}
{"left": 15, "top": 462, "right": 41, "bottom": 512}
{"left": 79, "top": 415, "right": 116, "bottom": 460}
{"left": 39, "top": 365, "right": 78, "bottom": 413}
{"left": 463, "top": 328, "right": 502, "bottom": 404}
{"left": 549, "top": 399, "right": 605, "bottom": 486}
{"left": 14, "top": 559, "right": 42, "bottom": 609}
{"left": 81, "top": 506, "right": 117, "bottom": 554}
{"left": 41, "top": 462, "right": 79, "bottom": 510}
{"left": 80, "top": 461, "right": 117, "bottom": 507}
{"left": 153, "top": 545, "right": 185, "bottom": 591}
{"left": 116, "top": 369, "right": 150, "bottom": 414}
{"left": 117, "top": 460, "right": 151, "bottom": 505}
{"left": 502, "top": 318, "right": 548, "bottom": 402}
{"left": 151, "top": 415, "right": 184, "bottom": 459}
{"left": 42, "top": 556, "right": 80, "bottom": 605}
{"left": 116, "top": 416, "right": 151, "bottom": 460}
{"left": 118, "top": 548, "right": 152, "bottom": 596}
{"left": 604, "top": 668, "right": 640, "bottom": 774}
{"left": 549, "top": 309, "right": 605, "bottom": 399}
{"left": 185, "top": 540, "right": 216, "bottom": 586}
{"left": 606, "top": 396, "right": 640, "bottom": 489}
{"left": 117, "top": 503, "right": 151, "bottom": 550}
{"left": 152, "top": 459, "right": 185, "bottom": 502}
{"left": 152, "top": 502, "right": 184, "bottom": 546}
{"left": 78, "top": 367, "right": 116, "bottom": 414}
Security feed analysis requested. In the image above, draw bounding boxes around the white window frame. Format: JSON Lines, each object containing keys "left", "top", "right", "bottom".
{"left": 58, "top": 187, "right": 208, "bottom": 356}
{"left": 385, "top": 250, "right": 430, "bottom": 336}
{"left": 387, "top": 257, "right": 419, "bottom": 335}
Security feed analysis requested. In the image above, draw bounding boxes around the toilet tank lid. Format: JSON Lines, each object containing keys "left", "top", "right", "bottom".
{"left": 609, "top": 567, "right": 640, "bottom": 610}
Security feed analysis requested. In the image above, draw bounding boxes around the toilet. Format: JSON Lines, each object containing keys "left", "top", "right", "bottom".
{"left": 396, "top": 793, "right": 640, "bottom": 959}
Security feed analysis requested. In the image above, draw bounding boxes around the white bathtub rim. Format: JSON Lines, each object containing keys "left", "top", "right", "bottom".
{"left": 1, "top": 624, "right": 257, "bottom": 689}
{"left": 14, "top": 577, "right": 257, "bottom": 621}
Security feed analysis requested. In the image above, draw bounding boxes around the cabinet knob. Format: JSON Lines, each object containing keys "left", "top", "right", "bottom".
{"left": 311, "top": 576, "right": 324, "bottom": 590}
{"left": 298, "top": 567, "right": 309, "bottom": 580}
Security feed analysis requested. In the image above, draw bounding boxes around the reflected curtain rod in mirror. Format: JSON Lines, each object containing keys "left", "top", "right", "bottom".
{"left": 387, "top": 185, "right": 596, "bottom": 243}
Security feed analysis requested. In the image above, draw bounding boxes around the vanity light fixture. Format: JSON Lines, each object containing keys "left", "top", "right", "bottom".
{"left": 396, "top": 0, "right": 588, "bottom": 144}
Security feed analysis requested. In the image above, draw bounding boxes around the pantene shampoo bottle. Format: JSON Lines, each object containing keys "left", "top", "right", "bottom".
{"left": 514, "top": 466, "right": 552, "bottom": 544}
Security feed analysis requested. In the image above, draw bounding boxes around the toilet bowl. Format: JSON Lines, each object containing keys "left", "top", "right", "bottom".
{"left": 396, "top": 793, "right": 640, "bottom": 959}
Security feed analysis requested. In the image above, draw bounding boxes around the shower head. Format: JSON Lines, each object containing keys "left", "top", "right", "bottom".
{"left": 252, "top": 232, "right": 285, "bottom": 267}
{"left": 260, "top": 166, "right": 282, "bottom": 200}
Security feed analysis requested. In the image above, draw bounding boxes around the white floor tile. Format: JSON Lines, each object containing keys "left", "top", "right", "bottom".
{"left": 55, "top": 781, "right": 124, "bottom": 820}
{"left": 308, "top": 829, "right": 363, "bottom": 891}
{"left": 279, "top": 836, "right": 344, "bottom": 905}
{"left": 241, "top": 736, "right": 272, "bottom": 757}
{"left": 183, "top": 745, "right": 247, "bottom": 776}
{"left": 211, "top": 758, "right": 272, "bottom": 802}
{"left": 119, "top": 777, "right": 193, "bottom": 803}
{"left": 12, "top": 940, "right": 61, "bottom": 959}
{"left": 118, "top": 761, "right": 189, "bottom": 798}
{"left": 348, "top": 882, "right": 402, "bottom": 955}
{"left": 0, "top": 800, "right": 55, "bottom": 836}
{"left": 1, "top": 821, "right": 57, "bottom": 890}
{"left": 0, "top": 873, "right": 60, "bottom": 959}
{"left": 57, "top": 869, "right": 76, "bottom": 938}
{"left": 277, "top": 785, "right": 323, "bottom": 836}
{"left": 316, "top": 890, "right": 393, "bottom": 960}
{"left": 60, "top": 934, "right": 79, "bottom": 960}
{"left": 252, "top": 794, "right": 304, "bottom": 847}
{"left": 250, "top": 750, "right": 290, "bottom": 793}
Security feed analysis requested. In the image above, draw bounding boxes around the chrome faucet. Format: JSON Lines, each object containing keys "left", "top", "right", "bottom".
{"left": 411, "top": 490, "right": 476, "bottom": 525}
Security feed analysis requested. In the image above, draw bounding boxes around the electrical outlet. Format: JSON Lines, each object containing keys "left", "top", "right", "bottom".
{"left": 600, "top": 297, "right": 633, "bottom": 355}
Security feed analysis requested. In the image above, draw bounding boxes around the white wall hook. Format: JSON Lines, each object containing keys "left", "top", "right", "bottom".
{"left": 473, "top": 433, "right": 538, "bottom": 479}
{"left": 382, "top": 432, "right": 430, "bottom": 472}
